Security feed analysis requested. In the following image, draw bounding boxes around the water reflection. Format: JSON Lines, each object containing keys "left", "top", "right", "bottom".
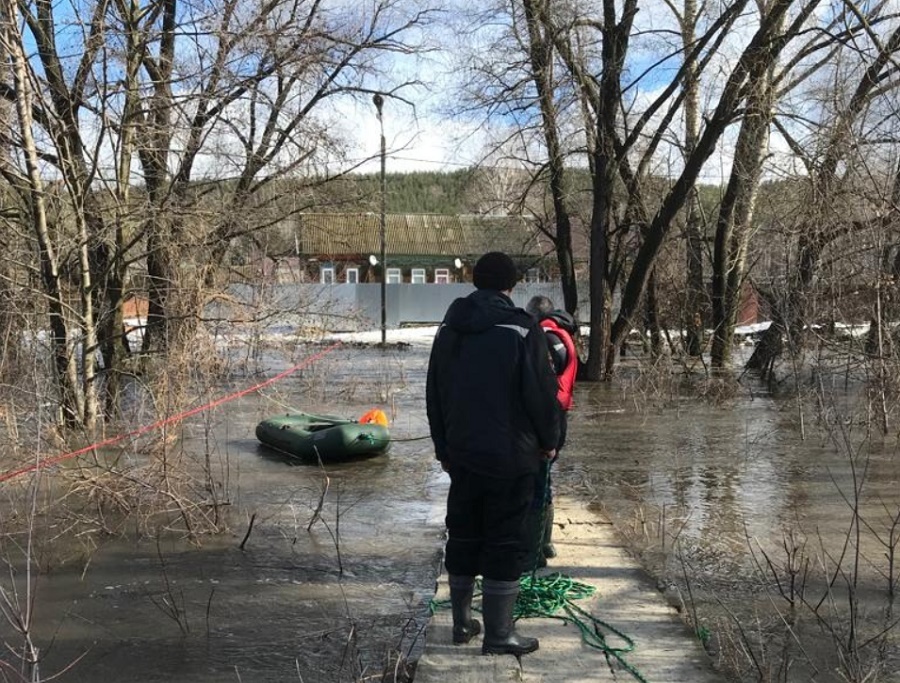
{"left": 562, "top": 376, "right": 900, "bottom": 679}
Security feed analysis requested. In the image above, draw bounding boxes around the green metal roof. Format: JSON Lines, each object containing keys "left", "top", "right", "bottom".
{"left": 296, "top": 213, "right": 547, "bottom": 259}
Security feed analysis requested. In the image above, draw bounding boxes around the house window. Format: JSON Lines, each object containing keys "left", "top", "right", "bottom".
{"left": 434, "top": 268, "right": 450, "bottom": 284}
{"left": 321, "top": 266, "right": 335, "bottom": 284}
{"left": 411, "top": 268, "right": 426, "bottom": 284}
{"left": 525, "top": 268, "right": 540, "bottom": 283}
{"left": 345, "top": 267, "right": 359, "bottom": 284}
{"left": 386, "top": 268, "right": 402, "bottom": 284}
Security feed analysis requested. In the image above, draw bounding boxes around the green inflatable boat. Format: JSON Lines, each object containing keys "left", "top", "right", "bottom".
{"left": 255, "top": 411, "right": 391, "bottom": 461}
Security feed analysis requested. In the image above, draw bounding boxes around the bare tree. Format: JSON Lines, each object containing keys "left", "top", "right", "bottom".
{"left": 0, "top": 0, "right": 97, "bottom": 427}
{"left": 710, "top": 0, "right": 784, "bottom": 368}
{"left": 446, "top": 0, "right": 585, "bottom": 321}
{"left": 521, "top": 0, "right": 579, "bottom": 314}
{"left": 674, "top": 0, "right": 706, "bottom": 358}
{"left": 0, "top": 0, "right": 434, "bottom": 429}
{"left": 450, "top": 0, "right": 826, "bottom": 378}
{"left": 748, "top": 12, "right": 900, "bottom": 377}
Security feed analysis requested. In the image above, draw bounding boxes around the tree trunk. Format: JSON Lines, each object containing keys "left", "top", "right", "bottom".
{"left": 681, "top": 0, "right": 705, "bottom": 357}
{"left": 99, "top": 3, "right": 144, "bottom": 415}
{"left": 142, "top": 223, "right": 175, "bottom": 353}
{"left": 0, "top": 3, "right": 83, "bottom": 424}
{"left": 585, "top": 152, "right": 613, "bottom": 380}
{"left": 645, "top": 268, "right": 662, "bottom": 358}
{"left": 139, "top": 0, "right": 179, "bottom": 353}
{"left": 523, "top": 0, "right": 578, "bottom": 315}
{"left": 710, "top": 58, "right": 775, "bottom": 367}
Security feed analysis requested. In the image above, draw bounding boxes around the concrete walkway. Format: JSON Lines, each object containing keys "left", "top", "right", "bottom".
{"left": 414, "top": 498, "right": 725, "bottom": 683}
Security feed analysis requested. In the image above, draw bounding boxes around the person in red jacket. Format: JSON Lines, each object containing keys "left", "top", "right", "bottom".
{"left": 525, "top": 295, "right": 578, "bottom": 567}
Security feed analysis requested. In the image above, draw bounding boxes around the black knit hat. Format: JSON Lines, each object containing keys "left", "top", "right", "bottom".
{"left": 473, "top": 251, "right": 518, "bottom": 291}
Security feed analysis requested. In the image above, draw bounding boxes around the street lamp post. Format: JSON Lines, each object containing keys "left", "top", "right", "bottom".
{"left": 373, "top": 93, "right": 387, "bottom": 345}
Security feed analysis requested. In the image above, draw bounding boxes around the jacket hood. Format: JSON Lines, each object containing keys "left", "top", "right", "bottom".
{"left": 544, "top": 310, "right": 578, "bottom": 335}
{"left": 443, "top": 289, "right": 521, "bottom": 334}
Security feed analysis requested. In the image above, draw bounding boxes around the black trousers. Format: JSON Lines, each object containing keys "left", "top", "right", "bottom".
{"left": 444, "top": 464, "right": 535, "bottom": 581}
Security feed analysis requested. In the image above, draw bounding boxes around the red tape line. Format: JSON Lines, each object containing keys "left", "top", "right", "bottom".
{"left": 0, "top": 342, "right": 342, "bottom": 484}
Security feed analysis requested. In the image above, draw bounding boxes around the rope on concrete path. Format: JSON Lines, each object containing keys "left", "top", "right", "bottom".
{"left": 514, "top": 466, "right": 649, "bottom": 681}
{"left": 516, "top": 572, "right": 649, "bottom": 683}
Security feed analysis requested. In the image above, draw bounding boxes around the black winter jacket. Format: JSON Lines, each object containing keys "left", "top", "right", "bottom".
{"left": 426, "top": 289, "right": 560, "bottom": 479}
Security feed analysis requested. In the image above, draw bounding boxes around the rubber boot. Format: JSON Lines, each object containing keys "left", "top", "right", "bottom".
{"left": 481, "top": 578, "right": 539, "bottom": 656}
{"left": 448, "top": 574, "right": 481, "bottom": 644}
{"left": 542, "top": 502, "right": 557, "bottom": 559}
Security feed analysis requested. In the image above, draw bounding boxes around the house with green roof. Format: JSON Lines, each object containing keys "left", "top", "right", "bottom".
{"left": 292, "top": 213, "right": 551, "bottom": 285}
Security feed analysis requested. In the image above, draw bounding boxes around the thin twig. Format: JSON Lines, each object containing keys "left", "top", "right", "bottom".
{"left": 239, "top": 513, "right": 256, "bottom": 551}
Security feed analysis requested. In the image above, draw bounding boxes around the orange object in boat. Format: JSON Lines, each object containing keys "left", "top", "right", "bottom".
{"left": 359, "top": 408, "right": 388, "bottom": 426}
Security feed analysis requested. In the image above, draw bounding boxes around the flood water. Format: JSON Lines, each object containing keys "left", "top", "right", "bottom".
{"left": 4, "top": 341, "right": 900, "bottom": 682}
{"left": 559, "top": 360, "right": 900, "bottom": 682}
{"left": 3, "top": 343, "right": 445, "bottom": 682}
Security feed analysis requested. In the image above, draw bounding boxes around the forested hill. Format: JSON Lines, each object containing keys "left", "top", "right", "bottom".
{"left": 317, "top": 167, "right": 595, "bottom": 215}
{"left": 322, "top": 169, "right": 477, "bottom": 214}
{"left": 316, "top": 168, "right": 728, "bottom": 216}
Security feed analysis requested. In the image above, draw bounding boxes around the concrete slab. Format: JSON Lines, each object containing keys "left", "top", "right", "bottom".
{"left": 414, "top": 497, "right": 724, "bottom": 683}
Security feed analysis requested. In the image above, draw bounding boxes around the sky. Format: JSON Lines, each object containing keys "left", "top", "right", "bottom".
{"left": 334, "top": 1, "right": 747, "bottom": 183}
{"left": 339, "top": 96, "right": 483, "bottom": 175}
{"left": 17, "top": 0, "right": 896, "bottom": 188}
{"left": 333, "top": 0, "right": 892, "bottom": 186}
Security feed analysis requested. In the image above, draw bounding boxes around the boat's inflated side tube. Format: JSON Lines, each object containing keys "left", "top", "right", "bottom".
{"left": 256, "top": 412, "right": 391, "bottom": 461}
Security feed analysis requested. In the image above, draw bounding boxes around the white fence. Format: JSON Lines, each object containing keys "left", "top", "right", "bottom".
{"left": 221, "top": 283, "right": 592, "bottom": 332}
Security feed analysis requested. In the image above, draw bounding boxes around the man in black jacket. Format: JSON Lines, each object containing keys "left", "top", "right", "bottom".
{"left": 426, "top": 251, "right": 560, "bottom": 656}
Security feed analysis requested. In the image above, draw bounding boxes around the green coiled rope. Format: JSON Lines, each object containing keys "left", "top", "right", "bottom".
{"left": 517, "top": 571, "right": 648, "bottom": 683}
